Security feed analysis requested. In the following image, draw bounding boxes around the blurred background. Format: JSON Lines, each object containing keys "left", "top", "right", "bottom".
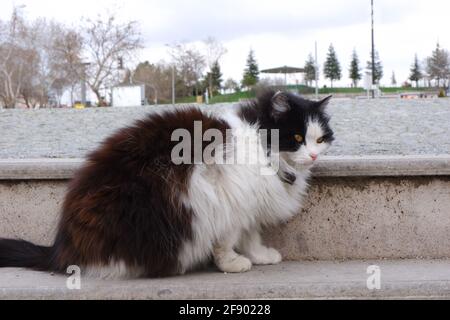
{"left": 1, "top": 0, "right": 450, "bottom": 160}
{"left": 1, "top": 0, "right": 450, "bottom": 107}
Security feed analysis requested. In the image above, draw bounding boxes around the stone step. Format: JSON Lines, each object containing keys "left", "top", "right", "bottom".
{"left": 1, "top": 260, "right": 450, "bottom": 299}
{"left": 0, "top": 156, "right": 450, "bottom": 260}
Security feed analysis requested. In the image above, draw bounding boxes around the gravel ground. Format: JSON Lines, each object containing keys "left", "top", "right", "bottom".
{"left": 1, "top": 98, "right": 450, "bottom": 159}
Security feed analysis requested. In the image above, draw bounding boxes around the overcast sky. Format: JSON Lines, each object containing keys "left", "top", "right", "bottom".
{"left": 2, "top": 0, "right": 450, "bottom": 87}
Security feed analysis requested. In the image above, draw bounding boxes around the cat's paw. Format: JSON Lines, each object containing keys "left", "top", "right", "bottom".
{"left": 215, "top": 255, "right": 252, "bottom": 273}
{"left": 248, "top": 248, "right": 282, "bottom": 265}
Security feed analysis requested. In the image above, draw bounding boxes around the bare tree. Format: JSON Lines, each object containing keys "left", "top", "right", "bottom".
{"left": 0, "top": 7, "right": 30, "bottom": 108}
{"left": 223, "top": 78, "right": 239, "bottom": 93}
{"left": 127, "top": 61, "right": 177, "bottom": 104}
{"left": 22, "top": 19, "right": 71, "bottom": 108}
{"left": 0, "top": 8, "right": 82, "bottom": 108}
{"left": 203, "top": 37, "right": 227, "bottom": 97}
{"left": 170, "top": 43, "right": 206, "bottom": 97}
{"left": 53, "top": 29, "right": 84, "bottom": 106}
{"left": 57, "top": 14, "right": 142, "bottom": 104}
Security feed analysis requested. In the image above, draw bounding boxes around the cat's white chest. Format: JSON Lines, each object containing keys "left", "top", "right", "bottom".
{"left": 186, "top": 110, "right": 310, "bottom": 232}
{"left": 221, "top": 163, "right": 310, "bottom": 226}
{"left": 187, "top": 160, "right": 308, "bottom": 233}
{"left": 181, "top": 159, "right": 309, "bottom": 269}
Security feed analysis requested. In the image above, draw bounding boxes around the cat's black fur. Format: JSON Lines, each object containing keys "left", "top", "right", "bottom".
{"left": 239, "top": 90, "right": 334, "bottom": 152}
{"left": 239, "top": 90, "right": 334, "bottom": 185}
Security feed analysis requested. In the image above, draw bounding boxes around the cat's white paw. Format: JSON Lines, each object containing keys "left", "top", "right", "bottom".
{"left": 248, "top": 248, "right": 282, "bottom": 265}
{"left": 216, "top": 255, "right": 252, "bottom": 273}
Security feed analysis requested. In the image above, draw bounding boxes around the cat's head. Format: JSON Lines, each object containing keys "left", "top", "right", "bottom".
{"left": 255, "top": 90, "right": 334, "bottom": 165}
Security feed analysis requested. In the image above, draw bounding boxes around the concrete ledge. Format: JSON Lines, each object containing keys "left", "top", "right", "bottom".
{"left": 1, "top": 260, "right": 450, "bottom": 299}
{"left": 313, "top": 155, "right": 450, "bottom": 177}
{"left": 0, "top": 159, "right": 81, "bottom": 180}
{"left": 1, "top": 176, "right": 450, "bottom": 260}
{"left": 1, "top": 156, "right": 450, "bottom": 260}
{"left": 265, "top": 176, "right": 450, "bottom": 260}
{"left": 1, "top": 155, "right": 450, "bottom": 180}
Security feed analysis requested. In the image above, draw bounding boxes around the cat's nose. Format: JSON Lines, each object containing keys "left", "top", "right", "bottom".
{"left": 310, "top": 154, "right": 318, "bottom": 161}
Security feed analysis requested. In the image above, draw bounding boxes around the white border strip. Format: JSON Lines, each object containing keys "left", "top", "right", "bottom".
{"left": 0, "top": 155, "right": 449, "bottom": 180}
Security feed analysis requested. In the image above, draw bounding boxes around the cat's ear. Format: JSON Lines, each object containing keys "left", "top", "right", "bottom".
{"left": 271, "top": 91, "right": 291, "bottom": 121}
{"left": 316, "top": 95, "right": 332, "bottom": 112}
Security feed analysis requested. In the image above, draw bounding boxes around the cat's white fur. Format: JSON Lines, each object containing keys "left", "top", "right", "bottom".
{"left": 178, "top": 110, "right": 329, "bottom": 274}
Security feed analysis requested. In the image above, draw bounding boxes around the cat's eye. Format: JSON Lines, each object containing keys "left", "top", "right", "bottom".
{"left": 294, "top": 135, "right": 303, "bottom": 143}
{"left": 317, "top": 137, "right": 325, "bottom": 144}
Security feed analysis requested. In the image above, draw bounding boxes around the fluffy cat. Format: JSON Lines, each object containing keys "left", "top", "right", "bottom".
{"left": 0, "top": 90, "right": 334, "bottom": 278}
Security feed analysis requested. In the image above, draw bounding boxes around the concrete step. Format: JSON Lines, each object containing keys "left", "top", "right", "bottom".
{"left": 1, "top": 156, "right": 450, "bottom": 261}
{"left": 1, "top": 260, "right": 450, "bottom": 300}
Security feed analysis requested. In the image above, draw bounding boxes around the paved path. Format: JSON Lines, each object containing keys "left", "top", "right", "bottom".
{"left": 1, "top": 98, "right": 450, "bottom": 159}
{"left": 1, "top": 260, "right": 450, "bottom": 299}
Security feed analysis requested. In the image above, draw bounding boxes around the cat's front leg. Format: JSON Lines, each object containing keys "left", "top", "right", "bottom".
{"left": 238, "top": 229, "right": 282, "bottom": 265}
{"left": 213, "top": 231, "right": 252, "bottom": 273}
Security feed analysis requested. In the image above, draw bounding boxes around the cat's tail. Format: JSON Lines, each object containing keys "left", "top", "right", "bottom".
{"left": 0, "top": 238, "right": 54, "bottom": 271}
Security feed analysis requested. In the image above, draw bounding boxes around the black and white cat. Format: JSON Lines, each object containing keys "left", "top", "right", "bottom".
{"left": 0, "top": 90, "right": 334, "bottom": 278}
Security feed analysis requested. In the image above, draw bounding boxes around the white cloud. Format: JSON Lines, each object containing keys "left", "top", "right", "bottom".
{"left": 1, "top": 0, "right": 450, "bottom": 87}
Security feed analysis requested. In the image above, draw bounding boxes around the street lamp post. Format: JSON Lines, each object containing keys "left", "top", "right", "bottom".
{"left": 371, "top": 0, "right": 376, "bottom": 99}
{"left": 315, "top": 41, "right": 319, "bottom": 100}
{"left": 165, "top": 44, "right": 176, "bottom": 105}
{"left": 171, "top": 64, "right": 175, "bottom": 105}
{"left": 81, "top": 62, "right": 91, "bottom": 107}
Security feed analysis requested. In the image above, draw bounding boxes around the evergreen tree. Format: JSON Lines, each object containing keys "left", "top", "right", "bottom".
{"left": 242, "top": 49, "right": 260, "bottom": 89}
{"left": 304, "top": 54, "right": 317, "bottom": 87}
{"left": 324, "top": 44, "right": 342, "bottom": 88}
{"left": 391, "top": 71, "right": 397, "bottom": 86}
{"left": 349, "top": 50, "right": 362, "bottom": 87}
{"left": 409, "top": 54, "right": 423, "bottom": 88}
{"left": 366, "top": 51, "right": 384, "bottom": 84}
{"left": 426, "top": 43, "right": 450, "bottom": 88}
{"left": 206, "top": 60, "right": 223, "bottom": 95}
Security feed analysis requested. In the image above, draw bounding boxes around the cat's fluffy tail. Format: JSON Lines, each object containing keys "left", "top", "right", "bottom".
{"left": 0, "top": 239, "right": 54, "bottom": 271}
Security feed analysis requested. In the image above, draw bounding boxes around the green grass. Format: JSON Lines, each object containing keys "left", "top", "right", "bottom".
{"left": 175, "top": 96, "right": 197, "bottom": 104}
{"left": 318, "top": 87, "right": 365, "bottom": 94}
{"left": 209, "top": 91, "right": 255, "bottom": 104}
{"left": 171, "top": 86, "right": 439, "bottom": 106}
{"left": 379, "top": 87, "right": 435, "bottom": 93}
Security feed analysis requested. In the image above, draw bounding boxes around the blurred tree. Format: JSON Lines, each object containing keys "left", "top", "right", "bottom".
{"left": 426, "top": 43, "right": 450, "bottom": 88}
{"left": 0, "top": 7, "right": 30, "bottom": 108}
{"left": 203, "top": 37, "right": 227, "bottom": 98}
{"left": 53, "top": 29, "right": 83, "bottom": 106}
{"left": 223, "top": 78, "right": 239, "bottom": 93}
{"left": 206, "top": 60, "right": 223, "bottom": 95}
{"left": 349, "top": 50, "right": 362, "bottom": 87}
{"left": 324, "top": 44, "right": 342, "bottom": 88}
{"left": 0, "top": 9, "right": 141, "bottom": 108}
{"left": 366, "top": 51, "right": 383, "bottom": 84}
{"left": 391, "top": 71, "right": 397, "bottom": 86}
{"left": 129, "top": 61, "right": 184, "bottom": 104}
{"left": 409, "top": 54, "right": 423, "bottom": 88}
{"left": 242, "top": 49, "right": 259, "bottom": 89}
{"left": 304, "top": 54, "right": 317, "bottom": 87}
{"left": 170, "top": 43, "right": 206, "bottom": 97}
{"left": 58, "top": 14, "right": 142, "bottom": 104}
